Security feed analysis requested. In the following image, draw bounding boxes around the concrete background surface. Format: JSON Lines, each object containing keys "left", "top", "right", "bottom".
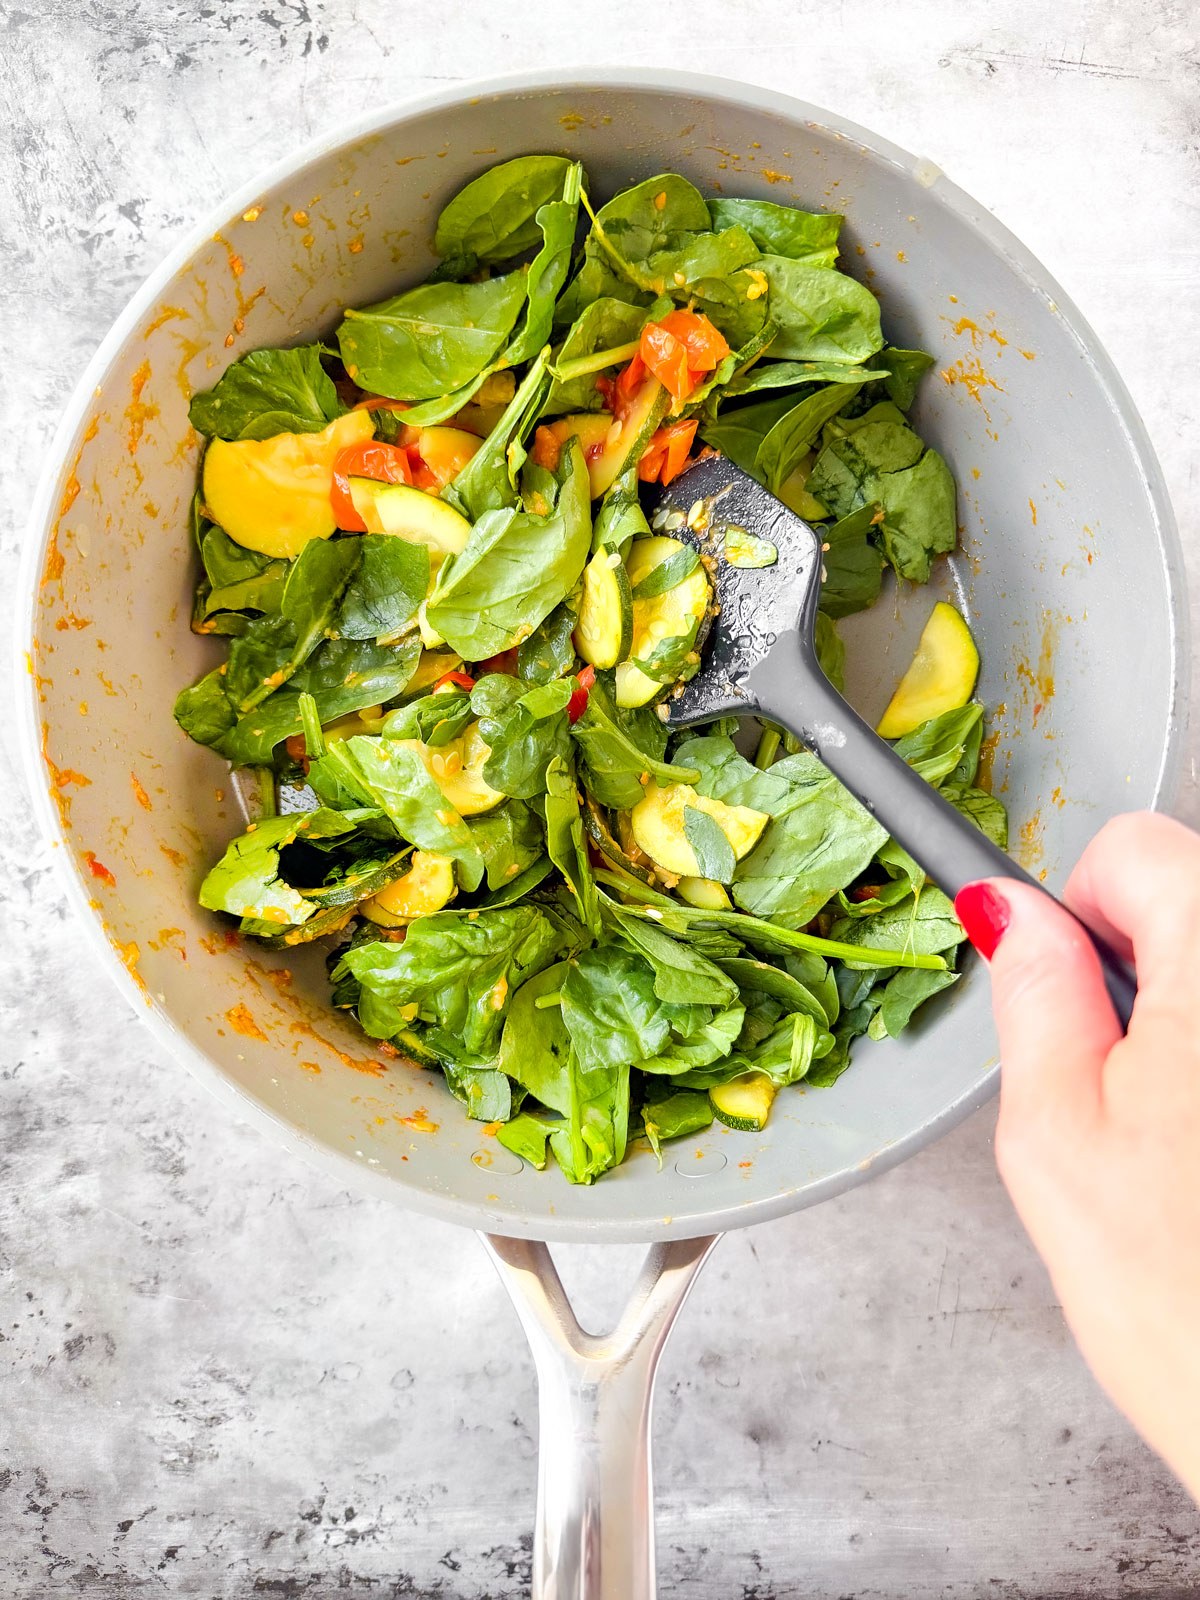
{"left": 2, "top": 2, "right": 1199, "bottom": 1595}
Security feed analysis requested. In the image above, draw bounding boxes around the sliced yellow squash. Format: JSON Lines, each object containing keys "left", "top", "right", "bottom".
{"left": 710, "top": 1072, "right": 777, "bottom": 1132}
{"left": 202, "top": 409, "right": 374, "bottom": 558}
{"left": 348, "top": 479, "right": 472, "bottom": 558}
{"left": 360, "top": 851, "right": 457, "bottom": 927}
{"left": 676, "top": 876, "right": 733, "bottom": 911}
{"left": 877, "top": 601, "right": 980, "bottom": 738}
{"left": 630, "top": 781, "right": 768, "bottom": 880}
{"left": 615, "top": 535, "right": 711, "bottom": 709}
{"left": 393, "top": 721, "right": 503, "bottom": 817}
{"left": 574, "top": 547, "right": 634, "bottom": 669}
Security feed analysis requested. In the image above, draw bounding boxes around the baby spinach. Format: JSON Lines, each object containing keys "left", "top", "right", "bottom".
{"left": 570, "top": 675, "right": 699, "bottom": 810}
{"left": 561, "top": 944, "right": 678, "bottom": 1073}
{"left": 682, "top": 808, "right": 737, "bottom": 883}
{"left": 435, "top": 154, "right": 577, "bottom": 270}
{"left": 448, "top": 348, "right": 552, "bottom": 521}
{"left": 336, "top": 535, "right": 428, "bottom": 641}
{"left": 640, "top": 1087, "right": 714, "bottom": 1159}
{"left": 337, "top": 270, "right": 528, "bottom": 402}
{"left": 874, "top": 966, "right": 960, "bottom": 1038}
{"left": 544, "top": 754, "right": 599, "bottom": 937}
{"left": 189, "top": 345, "right": 346, "bottom": 441}
{"left": 427, "top": 438, "right": 591, "bottom": 658}
{"left": 819, "top": 505, "right": 885, "bottom": 619}
{"left": 310, "top": 735, "right": 485, "bottom": 889}
{"left": 757, "top": 256, "right": 884, "bottom": 363}
{"left": 755, "top": 380, "right": 866, "bottom": 493}
{"left": 506, "top": 162, "right": 584, "bottom": 365}
{"left": 233, "top": 537, "right": 362, "bottom": 713}
{"left": 199, "top": 808, "right": 357, "bottom": 924}
{"left": 477, "top": 676, "right": 574, "bottom": 799}
{"left": 466, "top": 800, "right": 545, "bottom": 890}
{"left": 544, "top": 297, "right": 648, "bottom": 415}
{"left": 708, "top": 197, "right": 841, "bottom": 264}
{"left": 808, "top": 401, "right": 956, "bottom": 583}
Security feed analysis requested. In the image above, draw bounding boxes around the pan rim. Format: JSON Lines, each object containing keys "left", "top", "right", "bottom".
{"left": 15, "top": 68, "right": 1188, "bottom": 1242}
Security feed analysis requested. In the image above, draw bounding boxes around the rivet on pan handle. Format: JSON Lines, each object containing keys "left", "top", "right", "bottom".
{"left": 482, "top": 1232, "right": 721, "bottom": 1600}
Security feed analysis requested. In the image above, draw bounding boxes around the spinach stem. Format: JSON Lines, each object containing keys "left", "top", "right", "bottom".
{"left": 255, "top": 767, "right": 277, "bottom": 819}
{"left": 534, "top": 991, "right": 563, "bottom": 1011}
{"left": 298, "top": 692, "right": 325, "bottom": 760}
{"left": 754, "top": 727, "right": 781, "bottom": 769}
{"left": 552, "top": 339, "right": 641, "bottom": 385}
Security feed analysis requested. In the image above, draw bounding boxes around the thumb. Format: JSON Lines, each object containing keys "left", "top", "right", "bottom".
{"left": 955, "top": 879, "right": 1117, "bottom": 1131}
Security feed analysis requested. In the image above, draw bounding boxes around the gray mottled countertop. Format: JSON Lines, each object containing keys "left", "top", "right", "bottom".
{"left": 2, "top": 3, "right": 1199, "bottom": 1596}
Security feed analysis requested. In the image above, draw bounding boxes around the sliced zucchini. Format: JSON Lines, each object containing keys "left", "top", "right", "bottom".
{"left": 406, "top": 649, "right": 464, "bottom": 695}
{"left": 591, "top": 377, "right": 666, "bottom": 498}
{"left": 615, "top": 535, "right": 712, "bottom": 709}
{"left": 710, "top": 1072, "right": 777, "bottom": 1132}
{"left": 583, "top": 797, "right": 656, "bottom": 887}
{"left": 533, "top": 413, "right": 613, "bottom": 477}
{"left": 300, "top": 848, "right": 409, "bottom": 909}
{"left": 361, "top": 851, "right": 457, "bottom": 927}
{"left": 676, "top": 876, "right": 733, "bottom": 911}
{"left": 877, "top": 602, "right": 980, "bottom": 739}
{"left": 394, "top": 720, "right": 504, "bottom": 816}
{"left": 575, "top": 547, "right": 634, "bottom": 669}
{"left": 630, "top": 782, "right": 769, "bottom": 880}
{"left": 348, "top": 479, "right": 472, "bottom": 558}
{"left": 410, "top": 426, "right": 482, "bottom": 492}
{"left": 203, "top": 409, "right": 374, "bottom": 559}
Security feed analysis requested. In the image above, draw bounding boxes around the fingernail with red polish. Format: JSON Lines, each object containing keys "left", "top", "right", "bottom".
{"left": 954, "top": 882, "right": 1011, "bottom": 960}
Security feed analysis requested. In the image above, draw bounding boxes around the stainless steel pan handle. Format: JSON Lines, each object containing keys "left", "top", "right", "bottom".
{"left": 482, "top": 1232, "right": 721, "bottom": 1600}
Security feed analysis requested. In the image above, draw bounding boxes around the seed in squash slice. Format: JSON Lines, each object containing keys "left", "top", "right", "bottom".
{"left": 876, "top": 602, "right": 980, "bottom": 738}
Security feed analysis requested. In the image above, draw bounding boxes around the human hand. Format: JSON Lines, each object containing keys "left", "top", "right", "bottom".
{"left": 955, "top": 812, "right": 1200, "bottom": 1499}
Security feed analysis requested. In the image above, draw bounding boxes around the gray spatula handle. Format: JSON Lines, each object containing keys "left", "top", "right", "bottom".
{"left": 750, "top": 637, "right": 1137, "bottom": 1029}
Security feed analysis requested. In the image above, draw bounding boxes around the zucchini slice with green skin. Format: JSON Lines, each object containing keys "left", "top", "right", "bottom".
{"left": 876, "top": 602, "right": 980, "bottom": 738}
{"left": 676, "top": 876, "right": 733, "bottom": 911}
{"left": 575, "top": 547, "right": 634, "bottom": 669}
{"left": 710, "top": 1071, "right": 777, "bottom": 1132}
{"left": 360, "top": 851, "right": 458, "bottom": 927}
{"left": 630, "top": 781, "right": 769, "bottom": 880}
{"left": 348, "top": 478, "right": 472, "bottom": 557}
{"left": 615, "top": 535, "right": 712, "bottom": 709}
{"left": 583, "top": 797, "right": 656, "bottom": 887}
{"left": 299, "top": 849, "right": 412, "bottom": 910}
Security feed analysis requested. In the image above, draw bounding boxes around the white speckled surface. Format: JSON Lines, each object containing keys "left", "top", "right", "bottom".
{"left": 3, "top": 4, "right": 1199, "bottom": 1596}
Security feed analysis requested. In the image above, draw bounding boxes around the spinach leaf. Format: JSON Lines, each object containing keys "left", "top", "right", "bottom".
{"left": 875, "top": 347, "right": 935, "bottom": 411}
{"left": 875, "top": 965, "right": 960, "bottom": 1037}
{"left": 807, "top": 402, "right": 956, "bottom": 583}
{"left": 640, "top": 1086, "right": 714, "bottom": 1159}
{"left": 735, "top": 1009, "right": 831, "bottom": 1086}
{"left": 682, "top": 807, "right": 737, "bottom": 882}
{"left": 310, "top": 734, "right": 485, "bottom": 889}
{"left": 720, "top": 358, "right": 881, "bottom": 401}
{"left": 549, "top": 1055, "right": 630, "bottom": 1185}
{"left": 635, "top": 1003, "right": 744, "bottom": 1076}
{"left": 189, "top": 345, "right": 346, "bottom": 441}
{"left": 757, "top": 256, "right": 884, "bottom": 363}
{"left": 435, "top": 154, "right": 576, "bottom": 268}
{"left": 215, "top": 636, "right": 421, "bottom": 765}
{"left": 676, "top": 735, "right": 886, "bottom": 923}
{"left": 383, "top": 689, "right": 473, "bottom": 747}
{"left": 336, "top": 535, "right": 428, "bottom": 641}
{"left": 496, "top": 1112, "right": 554, "bottom": 1169}
{"left": 561, "top": 944, "right": 677, "bottom": 1072}
{"left": 497, "top": 962, "right": 574, "bottom": 1112}
{"left": 605, "top": 902, "right": 740, "bottom": 1008}
{"left": 441, "top": 1059, "right": 515, "bottom": 1123}
{"left": 942, "top": 783, "right": 1009, "bottom": 849}
{"left": 428, "top": 437, "right": 591, "bottom": 659}
{"left": 829, "top": 886, "right": 964, "bottom": 965}
{"left": 571, "top": 675, "right": 699, "bottom": 810}
{"left": 819, "top": 505, "right": 885, "bottom": 618}
{"left": 174, "top": 669, "right": 239, "bottom": 750}
{"left": 814, "top": 612, "right": 846, "bottom": 694}
{"left": 466, "top": 799, "right": 545, "bottom": 890}
{"left": 592, "top": 465, "right": 651, "bottom": 557}
{"left": 719, "top": 956, "right": 833, "bottom": 1027}
{"left": 698, "top": 392, "right": 802, "bottom": 475}
{"left": 337, "top": 271, "right": 528, "bottom": 402}
{"left": 447, "top": 348, "right": 553, "bottom": 521}
{"left": 755, "top": 381, "right": 865, "bottom": 493}
{"left": 341, "top": 906, "right": 575, "bottom": 1055}
{"left": 708, "top": 198, "right": 841, "bottom": 264}
{"left": 892, "top": 704, "right": 984, "bottom": 786}
{"left": 506, "top": 162, "right": 584, "bottom": 366}
{"left": 477, "top": 677, "right": 574, "bottom": 799}
{"left": 199, "top": 808, "right": 356, "bottom": 924}
{"left": 586, "top": 173, "right": 712, "bottom": 281}
{"left": 544, "top": 754, "right": 600, "bottom": 937}
{"left": 201, "top": 526, "right": 286, "bottom": 617}
{"left": 518, "top": 596, "right": 580, "bottom": 683}
{"left": 544, "top": 298, "right": 647, "bottom": 415}
{"left": 228, "top": 537, "right": 362, "bottom": 713}
{"left": 630, "top": 546, "right": 699, "bottom": 600}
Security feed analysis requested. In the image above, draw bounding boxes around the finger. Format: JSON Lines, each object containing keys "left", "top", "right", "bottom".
{"left": 956, "top": 879, "right": 1115, "bottom": 1131}
{"left": 1064, "top": 812, "right": 1200, "bottom": 982}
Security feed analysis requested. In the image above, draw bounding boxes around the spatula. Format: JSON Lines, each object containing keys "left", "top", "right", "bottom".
{"left": 649, "top": 454, "right": 1137, "bottom": 1029}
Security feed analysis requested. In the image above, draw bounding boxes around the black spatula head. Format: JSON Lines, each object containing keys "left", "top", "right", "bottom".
{"left": 649, "top": 454, "right": 824, "bottom": 726}
{"left": 647, "top": 453, "right": 1138, "bottom": 1030}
